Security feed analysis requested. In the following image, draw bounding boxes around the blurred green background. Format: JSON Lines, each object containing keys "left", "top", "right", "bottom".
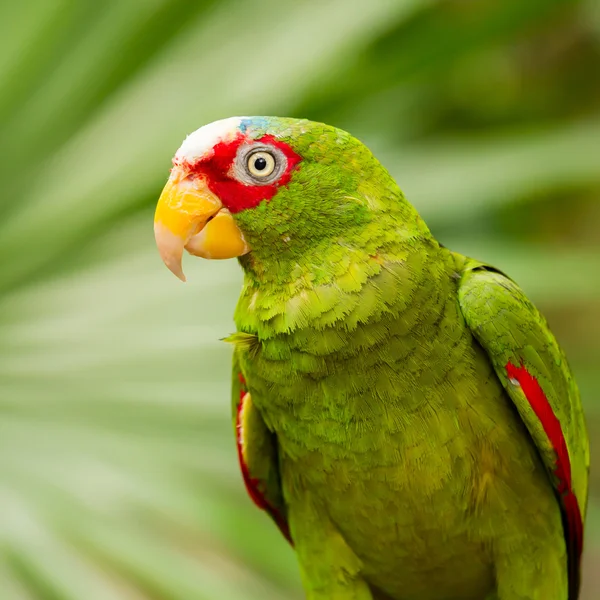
{"left": 0, "top": 0, "right": 599, "bottom": 598}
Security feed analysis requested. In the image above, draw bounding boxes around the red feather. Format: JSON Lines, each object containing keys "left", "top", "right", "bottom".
{"left": 506, "top": 362, "right": 583, "bottom": 598}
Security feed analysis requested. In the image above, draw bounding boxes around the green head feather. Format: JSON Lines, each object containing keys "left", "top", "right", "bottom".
{"left": 229, "top": 118, "right": 433, "bottom": 286}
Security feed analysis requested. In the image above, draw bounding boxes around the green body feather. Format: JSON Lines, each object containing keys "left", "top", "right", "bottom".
{"left": 219, "top": 118, "right": 589, "bottom": 600}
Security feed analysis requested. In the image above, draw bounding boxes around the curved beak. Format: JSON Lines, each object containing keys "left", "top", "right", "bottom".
{"left": 154, "top": 170, "right": 250, "bottom": 281}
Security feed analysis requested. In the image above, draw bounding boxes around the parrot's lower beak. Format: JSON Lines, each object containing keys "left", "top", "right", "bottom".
{"left": 154, "top": 171, "right": 250, "bottom": 281}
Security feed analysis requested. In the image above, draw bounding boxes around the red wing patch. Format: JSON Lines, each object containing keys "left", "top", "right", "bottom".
{"left": 236, "top": 375, "right": 292, "bottom": 544}
{"left": 506, "top": 362, "right": 583, "bottom": 599}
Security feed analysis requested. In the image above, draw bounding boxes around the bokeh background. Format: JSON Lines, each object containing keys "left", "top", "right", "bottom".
{"left": 0, "top": 0, "right": 599, "bottom": 598}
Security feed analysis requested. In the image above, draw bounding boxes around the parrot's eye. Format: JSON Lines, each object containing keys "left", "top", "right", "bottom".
{"left": 233, "top": 143, "right": 287, "bottom": 185}
{"left": 247, "top": 151, "right": 276, "bottom": 178}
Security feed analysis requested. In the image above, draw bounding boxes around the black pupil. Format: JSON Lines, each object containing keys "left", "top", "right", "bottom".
{"left": 254, "top": 156, "right": 268, "bottom": 171}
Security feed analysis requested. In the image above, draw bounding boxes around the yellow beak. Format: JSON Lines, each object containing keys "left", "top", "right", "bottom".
{"left": 154, "top": 170, "right": 250, "bottom": 281}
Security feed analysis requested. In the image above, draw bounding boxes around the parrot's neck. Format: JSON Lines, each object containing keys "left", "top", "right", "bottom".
{"left": 236, "top": 210, "right": 454, "bottom": 328}
{"left": 234, "top": 227, "right": 459, "bottom": 351}
{"left": 235, "top": 208, "right": 446, "bottom": 336}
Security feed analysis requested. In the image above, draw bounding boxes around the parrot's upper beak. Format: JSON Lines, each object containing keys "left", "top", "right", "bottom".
{"left": 154, "top": 169, "right": 250, "bottom": 281}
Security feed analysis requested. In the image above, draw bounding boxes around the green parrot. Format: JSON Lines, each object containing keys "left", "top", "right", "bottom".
{"left": 154, "top": 117, "right": 589, "bottom": 600}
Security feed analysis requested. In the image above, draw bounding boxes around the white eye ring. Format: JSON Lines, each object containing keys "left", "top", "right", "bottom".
{"left": 233, "top": 144, "right": 287, "bottom": 185}
{"left": 246, "top": 151, "right": 276, "bottom": 178}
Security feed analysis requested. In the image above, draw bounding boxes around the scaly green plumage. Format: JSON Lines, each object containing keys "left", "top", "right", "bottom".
{"left": 170, "top": 117, "right": 589, "bottom": 599}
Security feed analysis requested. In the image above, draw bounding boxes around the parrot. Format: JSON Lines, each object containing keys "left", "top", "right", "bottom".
{"left": 153, "top": 116, "right": 589, "bottom": 600}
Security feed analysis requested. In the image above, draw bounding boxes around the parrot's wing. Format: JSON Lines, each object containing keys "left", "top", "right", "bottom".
{"left": 231, "top": 350, "right": 291, "bottom": 543}
{"left": 457, "top": 258, "right": 589, "bottom": 599}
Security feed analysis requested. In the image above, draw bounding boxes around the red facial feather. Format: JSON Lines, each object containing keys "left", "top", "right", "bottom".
{"left": 506, "top": 362, "right": 583, "bottom": 597}
{"left": 184, "top": 133, "right": 302, "bottom": 214}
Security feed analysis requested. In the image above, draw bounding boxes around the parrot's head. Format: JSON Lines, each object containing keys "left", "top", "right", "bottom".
{"left": 154, "top": 116, "right": 421, "bottom": 281}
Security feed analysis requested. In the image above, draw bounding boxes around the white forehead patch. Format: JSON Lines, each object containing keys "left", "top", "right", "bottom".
{"left": 174, "top": 116, "right": 247, "bottom": 164}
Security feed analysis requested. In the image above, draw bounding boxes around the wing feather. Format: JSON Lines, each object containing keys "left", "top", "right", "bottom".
{"left": 232, "top": 352, "right": 291, "bottom": 543}
{"left": 457, "top": 260, "right": 589, "bottom": 599}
